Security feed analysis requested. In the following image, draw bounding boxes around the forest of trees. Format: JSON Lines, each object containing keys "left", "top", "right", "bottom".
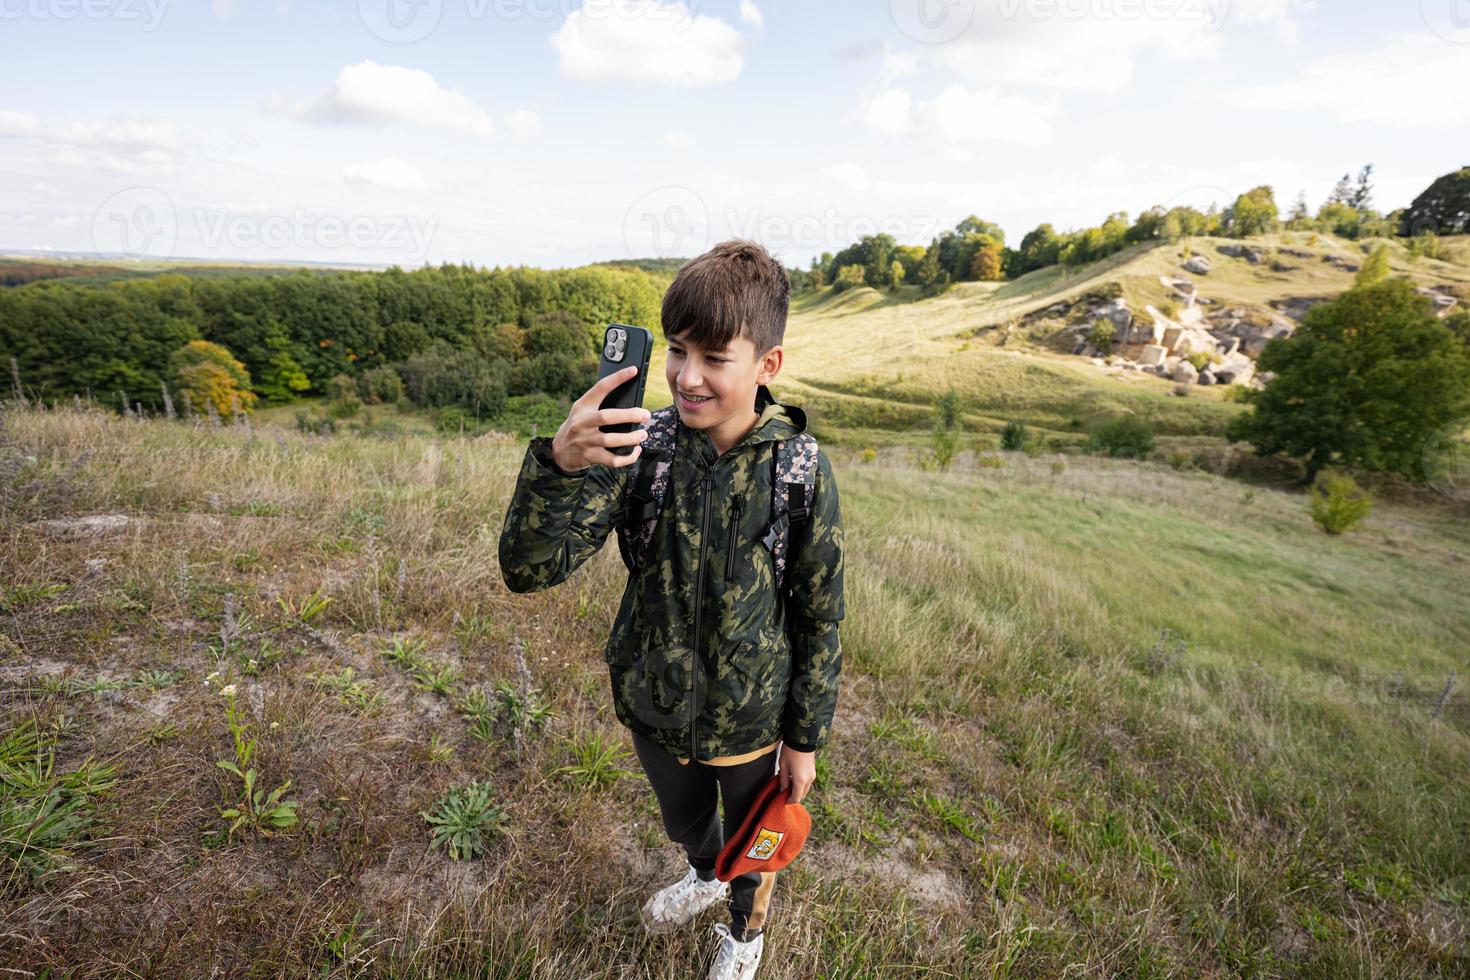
{"left": 1, "top": 262, "right": 667, "bottom": 421}
{"left": 801, "top": 165, "right": 1470, "bottom": 296}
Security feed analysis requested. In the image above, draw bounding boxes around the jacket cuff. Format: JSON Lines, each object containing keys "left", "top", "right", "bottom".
{"left": 525, "top": 436, "right": 588, "bottom": 487}
{"left": 781, "top": 734, "right": 821, "bottom": 753}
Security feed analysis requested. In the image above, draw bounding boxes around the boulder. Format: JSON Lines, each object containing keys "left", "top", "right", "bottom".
{"left": 1216, "top": 352, "right": 1256, "bottom": 385}
{"left": 1171, "top": 360, "right": 1199, "bottom": 384}
{"left": 1138, "top": 344, "right": 1169, "bottom": 367}
{"left": 1198, "top": 370, "right": 1217, "bottom": 386}
{"left": 1218, "top": 243, "right": 1265, "bottom": 264}
{"left": 1161, "top": 325, "right": 1184, "bottom": 351}
{"left": 1183, "top": 255, "right": 1212, "bottom": 274}
{"left": 1178, "top": 305, "right": 1204, "bottom": 327}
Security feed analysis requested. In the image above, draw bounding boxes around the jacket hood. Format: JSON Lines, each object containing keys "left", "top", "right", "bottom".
{"left": 678, "top": 383, "right": 807, "bottom": 465}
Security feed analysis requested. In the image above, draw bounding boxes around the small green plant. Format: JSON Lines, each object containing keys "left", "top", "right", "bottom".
{"left": 277, "top": 586, "right": 333, "bottom": 625}
{"left": 1088, "top": 320, "right": 1116, "bottom": 355}
{"left": 930, "top": 428, "right": 959, "bottom": 471}
{"left": 131, "top": 668, "right": 180, "bottom": 691}
{"left": 554, "top": 731, "right": 634, "bottom": 791}
{"left": 382, "top": 635, "right": 429, "bottom": 667}
{"left": 213, "top": 683, "right": 299, "bottom": 841}
{"left": 1087, "top": 415, "right": 1156, "bottom": 459}
{"left": 0, "top": 719, "right": 117, "bottom": 883}
{"left": 452, "top": 611, "right": 502, "bottom": 648}
{"left": 426, "top": 735, "right": 455, "bottom": 764}
{"left": 1167, "top": 450, "right": 1193, "bottom": 471}
{"left": 317, "top": 909, "right": 378, "bottom": 970}
{"left": 311, "top": 667, "right": 385, "bottom": 714}
{"left": 421, "top": 780, "right": 509, "bottom": 860}
{"left": 860, "top": 447, "right": 877, "bottom": 464}
{"left": 921, "top": 792, "right": 986, "bottom": 844}
{"left": 975, "top": 453, "right": 1004, "bottom": 469}
{"left": 1309, "top": 471, "right": 1373, "bottom": 535}
{"left": 1185, "top": 351, "right": 1211, "bottom": 372}
{"left": 1000, "top": 420, "right": 1028, "bottom": 451}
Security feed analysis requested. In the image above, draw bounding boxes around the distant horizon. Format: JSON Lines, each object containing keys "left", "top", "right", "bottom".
{"left": 4, "top": 1, "right": 1467, "bottom": 269}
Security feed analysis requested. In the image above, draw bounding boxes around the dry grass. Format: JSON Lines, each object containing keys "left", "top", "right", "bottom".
{"left": 1, "top": 402, "right": 1467, "bottom": 977}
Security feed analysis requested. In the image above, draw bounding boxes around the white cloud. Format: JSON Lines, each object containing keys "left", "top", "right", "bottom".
{"left": 212, "top": 0, "right": 239, "bottom": 16}
{"left": 305, "top": 61, "right": 495, "bottom": 137}
{"left": 919, "top": 85, "right": 1057, "bottom": 147}
{"left": 342, "top": 157, "right": 426, "bottom": 191}
{"left": 57, "top": 118, "right": 184, "bottom": 154}
{"left": 823, "top": 161, "right": 869, "bottom": 190}
{"left": 738, "top": 0, "right": 762, "bottom": 29}
{"left": 1233, "top": 34, "right": 1470, "bottom": 128}
{"left": 549, "top": 0, "right": 746, "bottom": 86}
{"left": 1092, "top": 154, "right": 1124, "bottom": 180}
{"left": 931, "top": 0, "right": 1312, "bottom": 93}
{"left": 665, "top": 130, "right": 695, "bottom": 148}
{"left": 861, "top": 88, "right": 914, "bottom": 137}
{"left": 0, "top": 110, "right": 42, "bottom": 137}
{"left": 504, "top": 109, "right": 541, "bottom": 139}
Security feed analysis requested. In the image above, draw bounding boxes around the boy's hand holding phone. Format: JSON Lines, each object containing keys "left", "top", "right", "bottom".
{"left": 550, "top": 365, "right": 652, "bottom": 473}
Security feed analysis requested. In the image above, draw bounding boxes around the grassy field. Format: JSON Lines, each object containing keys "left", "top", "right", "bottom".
{"left": 2, "top": 403, "right": 1467, "bottom": 977}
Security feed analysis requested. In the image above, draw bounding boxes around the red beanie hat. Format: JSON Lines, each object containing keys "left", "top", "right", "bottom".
{"left": 715, "top": 773, "right": 811, "bottom": 882}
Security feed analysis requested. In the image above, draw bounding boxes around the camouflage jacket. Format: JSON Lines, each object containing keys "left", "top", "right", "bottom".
{"left": 498, "top": 383, "right": 845, "bottom": 762}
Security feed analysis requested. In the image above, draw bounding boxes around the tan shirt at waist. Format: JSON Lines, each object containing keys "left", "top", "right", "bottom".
{"left": 677, "top": 740, "right": 780, "bottom": 766}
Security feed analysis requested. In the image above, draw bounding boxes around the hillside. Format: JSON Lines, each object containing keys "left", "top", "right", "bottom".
{"left": 1, "top": 405, "right": 1465, "bottom": 975}
{"left": 705, "top": 233, "right": 1469, "bottom": 450}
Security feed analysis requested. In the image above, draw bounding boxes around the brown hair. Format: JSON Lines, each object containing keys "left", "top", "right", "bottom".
{"left": 660, "top": 238, "right": 790, "bottom": 357}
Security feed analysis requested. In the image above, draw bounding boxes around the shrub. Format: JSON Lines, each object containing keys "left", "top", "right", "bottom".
{"left": 833, "top": 264, "right": 867, "bottom": 292}
{"left": 326, "top": 373, "right": 362, "bottom": 417}
{"left": 1309, "top": 471, "right": 1373, "bottom": 534}
{"left": 1000, "top": 420, "right": 1028, "bottom": 451}
{"left": 1168, "top": 450, "right": 1193, "bottom": 470}
{"left": 1088, "top": 415, "right": 1156, "bottom": 459}
{"left": 400, "top": 341, "right": 508, "bottom": 415}
{"left": 1185, "top": 352, "right": 1212, "bottom": 372}
{"left": 357, "top": 365, "right": 404, "bottom": 405}
{"left": 1089, "top": 320, "right": 1116, "bottom": 354}
{"left": 861, "top": 447, "right": 877, "bottom": 464}
{"left": 931, "top": 428, "right": 959, "bottom": 470}
{"left": 169, "top": 339, "right": 257, "bottom": 421}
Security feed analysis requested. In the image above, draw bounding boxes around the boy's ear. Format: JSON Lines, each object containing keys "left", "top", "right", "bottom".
{"left": 757, "top": 344, "right": 783, "bottom": 385}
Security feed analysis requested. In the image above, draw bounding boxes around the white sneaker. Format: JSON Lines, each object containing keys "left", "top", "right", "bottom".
{"left": 641, "top": 863, "right": 729, "bottom": 934}
{"left": 707, "top": 921, "right": 764, "bottom": 979}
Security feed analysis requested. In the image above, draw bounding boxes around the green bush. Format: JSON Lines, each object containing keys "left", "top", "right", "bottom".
{"left": 1088, "top": 320, "right": 1116, "bottom": 354}
{"left": 357, "top": 365, "right": 405, "bottom": 405}
{"left": 1088, "top": 415, "right": 1156, "bottom": 459}
{"left": 400, "top": 340, "right": 508, "bottom": 416}
{"left": 1185, "top": 352, "right": 1212, "bottom": 372}
{"left": 491, "top": 393, "right": 570, "bottom": 438}
{"left": 1309, "top": 471, "right": 1373, "bottom": 534}
{"left": 1000, "top": 420, "right": 1028, "bottom": 451}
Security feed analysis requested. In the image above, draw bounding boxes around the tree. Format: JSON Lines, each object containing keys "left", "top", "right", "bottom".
{"left": 833, "top": 264, "right": 867, "bottom": 292}
{"left": 1350, "top": 164, "right": 1374, "bottom": 211}
{"left": 1327, "top": 173, "right": 1355, "bottom": 206}
{"left": 1287, "top": 190, "right": 1312, "bottom": 230}
{"left": 954, "top": 215, "right": 1006, "bottom": 246}
{"left": 1226, "top": 277, "right": 1470, "bottom": 482}
{"left": 1227, "top": 186, "right": 1279, "bottom": 237}
{"left": 969, "top": 242, "right": 1003, "bottom": 281}
{"left": 889, "top": 260, "right": 906, "bottom": 289}
{"left": 1354, "top": 245, "right": 1392, "bottom": 288}
{"left": 169, "top": 339, "right": 257, "bottom": 420}
{"left": 912, "top": 247, "right": 942, "bottom": 287}
{"left": 1400, "top": 165, "right": 1470, "bottom": 236}
{"left": 1016, "top": 223, "right": 1062, "bottom": 273}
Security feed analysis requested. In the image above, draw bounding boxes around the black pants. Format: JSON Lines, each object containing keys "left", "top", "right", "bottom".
{"left": 631, "top": 731, "right": 781, "bottom": 943}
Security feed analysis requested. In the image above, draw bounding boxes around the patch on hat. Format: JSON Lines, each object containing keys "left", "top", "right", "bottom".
{"left": 746, "top": 826, "right": 784, "bottom": 861}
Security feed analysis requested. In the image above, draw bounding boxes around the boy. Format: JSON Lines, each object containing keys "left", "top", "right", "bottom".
{"left": 498, "top": 239, "right": 845, "bottom": 980}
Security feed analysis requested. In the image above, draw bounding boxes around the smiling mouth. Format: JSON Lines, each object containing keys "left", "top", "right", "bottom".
{"left": 679, "top": 392, "right": 714, "bottom": 403}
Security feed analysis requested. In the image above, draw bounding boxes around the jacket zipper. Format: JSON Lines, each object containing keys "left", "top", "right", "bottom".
{"left": 691, "top": 472, "right": 716, "bottom": 762}
{"left": 724, "top": 494, "right": 743, "bottom": 581}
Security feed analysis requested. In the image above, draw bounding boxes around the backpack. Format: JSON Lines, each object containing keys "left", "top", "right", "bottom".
{"left": 615, "top": 405, "right": 819, "bottom": 595}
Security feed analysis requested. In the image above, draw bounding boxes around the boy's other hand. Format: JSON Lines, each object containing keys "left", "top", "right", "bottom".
{"left": 777, "top": 744, "right": 815, "bottom": 804}
{"left": 550, "top": 365, "right": 652, "bottom": 473}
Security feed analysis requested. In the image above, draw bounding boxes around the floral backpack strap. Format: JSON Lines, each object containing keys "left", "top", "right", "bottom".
{"left": 760, "top": 433, "right": 819, "bottom": 594}
{"left": 616, "top": 406, "right": 678, "bottom": 573}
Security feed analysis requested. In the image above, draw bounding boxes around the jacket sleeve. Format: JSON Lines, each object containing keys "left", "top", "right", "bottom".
{"left": 780, "top": 449, "right": 845, "bottom": 753}
{"left": 498, "top": 436, "right": 630, "bottom": 594}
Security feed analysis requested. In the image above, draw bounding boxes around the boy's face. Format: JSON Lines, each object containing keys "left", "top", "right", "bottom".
{"left": 665, "top": 330, "right": 782, "bottom": 430}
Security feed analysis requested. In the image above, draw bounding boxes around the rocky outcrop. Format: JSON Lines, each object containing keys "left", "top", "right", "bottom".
{"left": 1183, "top": 255, "right": 1212, "bottom": 274}
{"left": 1218, "top": 243, "right": 1266, "bottom": 264}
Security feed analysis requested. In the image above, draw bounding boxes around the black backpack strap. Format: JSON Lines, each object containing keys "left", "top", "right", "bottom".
{"left": 614, "top": 406, "right": 678, "bottom": 573}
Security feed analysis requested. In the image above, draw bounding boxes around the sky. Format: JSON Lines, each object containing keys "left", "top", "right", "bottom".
{"left": 1, "top": 0, "right": 1467, "bottom": 270}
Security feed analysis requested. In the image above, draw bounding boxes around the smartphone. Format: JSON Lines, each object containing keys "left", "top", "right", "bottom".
{"left": 597, "top": 323, "right": 654, "bottom": 456}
